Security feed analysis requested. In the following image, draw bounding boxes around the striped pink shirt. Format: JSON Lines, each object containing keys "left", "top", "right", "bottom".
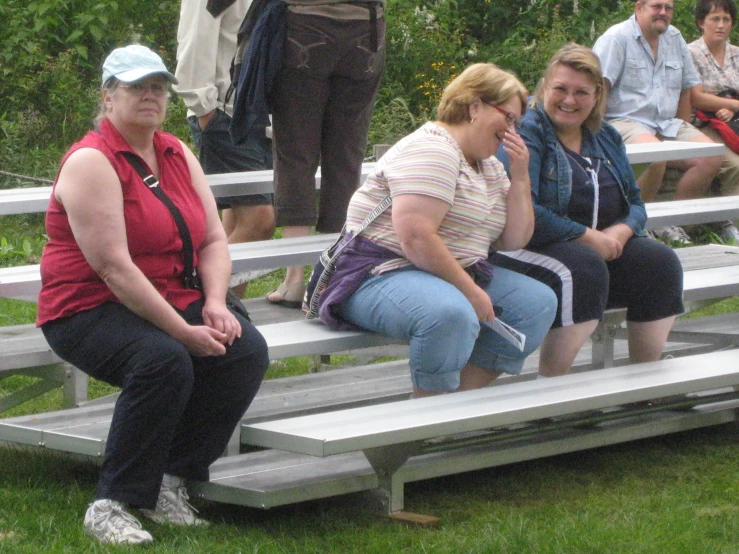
{"left": 346, "top": 122, "right": 510, "bottom": 274}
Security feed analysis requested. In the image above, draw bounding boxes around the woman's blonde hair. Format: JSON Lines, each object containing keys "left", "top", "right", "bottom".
{"left": 437, "top": 63, "right": 528, "bottom": 124}
{"left": 534, "top": 43, "right": 605, "bottom": 133}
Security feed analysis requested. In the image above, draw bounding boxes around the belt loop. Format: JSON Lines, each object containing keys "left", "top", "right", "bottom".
{"left": 367, "top": 2, "right": 378, "bottom": 53}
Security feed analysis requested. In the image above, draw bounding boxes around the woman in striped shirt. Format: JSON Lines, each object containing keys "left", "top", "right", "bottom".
{"left": 315, "top": 63, "right": 557, "bottom": 398}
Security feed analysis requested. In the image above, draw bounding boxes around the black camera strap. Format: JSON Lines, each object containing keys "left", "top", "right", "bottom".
{"left": 122, "top": 151, "right": 201, "bottom": 290}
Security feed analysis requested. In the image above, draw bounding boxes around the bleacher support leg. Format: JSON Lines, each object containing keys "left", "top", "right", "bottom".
{"left": 62, "top": 363, "right": 88, "bottom": 408}
{"left": 362, "top": 442, "right": 440, "bottom": 527}
{"left": 591, "top": 311, "right": 626, "bottom": 369}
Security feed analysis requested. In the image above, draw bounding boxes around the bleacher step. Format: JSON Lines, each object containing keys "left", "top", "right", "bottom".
{"left": 191, "top": 400, "right": 739, "bottom": 509}
{"left": 0, "top": 359, "right": 413, "bottom": 454}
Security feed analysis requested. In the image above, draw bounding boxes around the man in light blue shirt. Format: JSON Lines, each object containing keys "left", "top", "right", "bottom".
{"left": 593, "top": 0, "right": 722, "bottom": 243}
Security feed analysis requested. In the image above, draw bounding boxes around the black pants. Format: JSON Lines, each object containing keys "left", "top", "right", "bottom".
{"left": 187, "top": 110, "right": 273, "bottom": 209}
{"left": 42, "top": 299, "right": 269, "bottom": 509}
{"left": 490, "top": 236, "right": 684, "bottom": 328}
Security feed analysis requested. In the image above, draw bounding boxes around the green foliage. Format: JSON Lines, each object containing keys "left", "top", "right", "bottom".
{"left": 382, "top": 0, "right": 468, "bottom": 115}
{"left": 0, "top": 0, "right": 180, "bottom": 183}
{"left": 366, "top": 97, "right": 423, "bottom": 153}
{"left": 375, "top": 0, "right": 632, "bottom": 142}
{"left": 378, "top": 0, "right": 739, "bottom": 131}
{"left": 0, "top": 237, "right": 34, "bottom": 262}
{"left": 0, "top": 300, "right": 36, "bottom": 329}
{"left": 1, "top": 0, "right": 738, "bottom": 188}
{"left": 0, "top": 0, "right": 732, "bottom": 175}
{"left": 0, "top": 0, "right": 121, "bottom": 113}
{"left": 0, "top": 214, "right": 46, "bottom": 267}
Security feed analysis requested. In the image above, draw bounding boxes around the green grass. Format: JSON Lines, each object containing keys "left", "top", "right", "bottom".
{"left": 0, "top": 424, "right": 738, "bottom": 553}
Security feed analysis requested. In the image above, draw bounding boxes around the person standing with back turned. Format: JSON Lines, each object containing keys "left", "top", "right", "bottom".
{"left": 266, "top": 0, "right": 387, "bottom": 308}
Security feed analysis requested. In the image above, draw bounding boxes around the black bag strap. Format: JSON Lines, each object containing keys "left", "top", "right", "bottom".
{"left": 122, "top": 152, "right": 201, "bottom": 289}
{"left": 206, "top": 0, "right": 238, "bottom": 17}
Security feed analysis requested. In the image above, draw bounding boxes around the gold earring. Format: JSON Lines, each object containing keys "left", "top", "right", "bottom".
{"left": 470, "top": 117, "right": 475, "bottom": 124}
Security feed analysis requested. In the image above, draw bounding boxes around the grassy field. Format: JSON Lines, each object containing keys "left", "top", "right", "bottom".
{"left": 1, "top": 423, "right": 738, "bottom": 553}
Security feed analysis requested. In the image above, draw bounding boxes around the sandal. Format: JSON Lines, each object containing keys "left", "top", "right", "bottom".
{"left": 266, "top": 281, "right": 306, "bottom": 309}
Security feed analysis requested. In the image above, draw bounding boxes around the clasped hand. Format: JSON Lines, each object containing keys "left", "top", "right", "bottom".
{"left": 181, "top": 300, "right": 243, "bottom": 357}
{"left": 579, "top": 226, "right": 630, "bottom": 261}
{"left": 715, "top": 108, "right": 736, "bottom": 122}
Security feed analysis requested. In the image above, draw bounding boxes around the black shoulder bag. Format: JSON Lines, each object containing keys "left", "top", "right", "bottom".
{"left": 122, "top": 152, "right": 250, "bottom": 321}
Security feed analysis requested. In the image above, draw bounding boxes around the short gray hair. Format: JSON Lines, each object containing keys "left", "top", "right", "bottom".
{"left": 93, "top": 78, "right": 121, "bottom": 128}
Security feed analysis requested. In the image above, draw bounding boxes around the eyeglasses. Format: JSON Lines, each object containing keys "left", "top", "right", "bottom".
{"left": 643, "top": 2, "right": 674, "bottom": 13}
{"left": 119, "top": 82, "right": 169, "bottom": 97}
{"left": 482, "top": 101, "right": 520, "bottom": 129}
{"left": 548, "top": 84, "right": 596, "bottom": 101}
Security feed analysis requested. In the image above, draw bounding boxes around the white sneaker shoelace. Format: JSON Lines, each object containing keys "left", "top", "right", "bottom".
{"left": 653, "top": 225, "right": 691, "bottom": 244}
{"left": 84, "top": 500, "right": 153, "bottom": 544}
{"left": 141, "top": 480, "right": 209, "bottom": 526}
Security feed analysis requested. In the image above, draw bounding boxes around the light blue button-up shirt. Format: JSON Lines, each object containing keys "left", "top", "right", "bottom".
{"left": 593, "top": 15, "right": 700, "bottom": 138}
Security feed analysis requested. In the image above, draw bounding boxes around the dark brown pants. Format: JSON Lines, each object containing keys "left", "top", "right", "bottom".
{"left": 270, "top": 11, "right": 386, "bottom": 232}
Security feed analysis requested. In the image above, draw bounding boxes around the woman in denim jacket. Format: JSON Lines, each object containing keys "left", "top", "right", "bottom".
{"left": 494, "top": 44, "right": 684, "bottom": 377}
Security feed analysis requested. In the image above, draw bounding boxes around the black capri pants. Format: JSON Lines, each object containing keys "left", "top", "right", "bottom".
{"left": 41, "top": 298, "right": 269, "bottom": 509}
{"left": 489, "top": 236, "right": 684, "bottom": 328}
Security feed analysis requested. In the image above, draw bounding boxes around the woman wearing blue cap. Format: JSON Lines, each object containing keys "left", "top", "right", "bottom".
{"left": 36, "top": 44, "right": 269, "bottom": 545}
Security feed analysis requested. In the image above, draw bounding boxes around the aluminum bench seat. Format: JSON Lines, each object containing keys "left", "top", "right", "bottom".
{"left": 4, "top": 349, "right": 737, "bottom": 515}
{"left": 0, "top": 143, "right": 723, "bottom": 216}
{"left": 0, "top": 359, "right": 414, "bottom": 455}
{"left": 0, "top": 318, "right": 404, "bottom": 416}
{"left": 239, "top": 350, "right": 739, "bottom": 516}
{"left": 193, "top": 394, "right": 738, "bottom": 510}
{"left": 0, "top": 164, "right": 377, "bottom": 216}
{"left": 3, "top": 309, "right": 732, "bottom": 454}
{"left": 3, "top": 308, "right": 733, "bottom": 455}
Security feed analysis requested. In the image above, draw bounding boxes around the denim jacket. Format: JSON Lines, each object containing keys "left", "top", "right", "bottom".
{"left": 498, "top": 103, "right": 647, "bottom": 247}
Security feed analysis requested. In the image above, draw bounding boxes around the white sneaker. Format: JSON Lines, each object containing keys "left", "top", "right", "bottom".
{"left": 140, "top": 474, "right": 209, "bottom": 526}
{"left": 650, "top": 225, "right": 691, "bottom": 245}
{"left": 84, "top": 499, "right": 153, "bottom": 545}
{"left": 719, "top": 221, "right": 739, "bottom": 243}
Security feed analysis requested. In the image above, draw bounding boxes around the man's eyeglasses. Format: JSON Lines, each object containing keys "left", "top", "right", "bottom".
{"left": 548, "top": 84, "right": 596, "bottom": 101}
{"left": 483, "top": 101, "right": 520, "bottom": 129}
{"left": 120, "top": 82, "right": 169, "bottom": 97}
{"left": 643, "top": 2, "right": 674, "bottom": 13}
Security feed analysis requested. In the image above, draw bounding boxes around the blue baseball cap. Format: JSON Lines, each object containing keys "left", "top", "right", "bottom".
{"left": 101, "top": 44, "right": 178, "bottom": 87}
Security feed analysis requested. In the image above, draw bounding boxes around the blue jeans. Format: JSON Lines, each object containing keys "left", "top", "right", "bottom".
{"left": 338, "top": 265, "right": 557, "bottom": 392}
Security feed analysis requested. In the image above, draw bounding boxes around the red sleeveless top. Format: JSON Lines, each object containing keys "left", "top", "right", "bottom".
{"left": 37, "top": 119, "right": 206, "bottom": 325}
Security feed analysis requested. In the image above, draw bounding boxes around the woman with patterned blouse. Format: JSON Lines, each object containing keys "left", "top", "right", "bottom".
{"left": 689, "top": 0, "right": 739, "bottom": 241}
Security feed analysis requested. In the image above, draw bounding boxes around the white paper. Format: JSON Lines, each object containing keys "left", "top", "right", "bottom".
{"left": 482, "top": 318, "right": 526, "bottom": 352}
